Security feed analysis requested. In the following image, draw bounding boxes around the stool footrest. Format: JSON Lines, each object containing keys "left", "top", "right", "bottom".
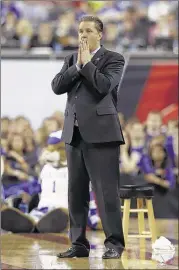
{"left": 128, "top": 234, "right": 152, "bottom": 238}
{"left": 141, "top": 231, "right": 151, "bottom": 235}
{"left": 121, "top": 207, "right": 148, "bottom": 213}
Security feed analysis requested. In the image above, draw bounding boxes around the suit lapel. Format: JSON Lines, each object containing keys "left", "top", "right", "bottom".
{"left": 91, "top": 45, "right": 106, "bottom": 66}
{"left": 72, "top": 53, "right": 78, "bottom": 65}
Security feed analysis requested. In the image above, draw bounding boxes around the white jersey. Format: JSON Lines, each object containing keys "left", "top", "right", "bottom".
{"left": 38, "top": 164, "right": 68, "bottom": 209}
{"left": 30, "top": 163, "right": 101, "bottom": 228}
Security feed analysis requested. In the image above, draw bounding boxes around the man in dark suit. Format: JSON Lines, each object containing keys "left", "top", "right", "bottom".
{"left": 51, "top": 15, "right": 125, "bottom": 259}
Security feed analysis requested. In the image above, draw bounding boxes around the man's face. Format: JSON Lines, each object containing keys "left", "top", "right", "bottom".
{"left": 78, "top": 21, "right": 102, "bottom": 51}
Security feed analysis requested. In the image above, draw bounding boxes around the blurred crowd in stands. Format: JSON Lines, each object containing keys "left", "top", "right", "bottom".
{"left": 1, "top": 110, "right": 178, "bottom": 200}
{"left": 1, "top": 0, "right": 178, "bottom": 52}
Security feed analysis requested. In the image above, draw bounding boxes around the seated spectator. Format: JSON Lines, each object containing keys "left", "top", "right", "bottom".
{"left": 1, "top": 133, "right": 8, "bottom": 152}
{"left": 141, "top": 143, "right": 176, "bottom": 193}
{"left": 117, "top": 6, "right": 152, "bottom": 50}
{"left": 120, "top": 121, "right": 145, "bottom": 175}
{"left": 2, "top": 133, "right": 40, "bottom": 207}
{"left": 34, "top": 127, "right": 48, "bottom": 155}
{"left": 55, "top": 9, "right": 78, "bottom": 51}
{"left": 15, "top": 115, "right": 31, "bottom": 133}
{"left": 51, "top": 110, "right": 64, "bottom": 129}
{"left": 148, "top": 119, "right": 178, "bottom": 170}
{"left": 30, "top": 22, "right": 56, "bottom": 50}
{"left": 1, "top": 11, "right": 20, "bottom": 48}
{"left": 103, "top": 20, "right": 120, "bottom": 48}
{"left": 8, "top": 119, "right": 18, "bottom": 135}
{"left": 23, "top": 130, "right": 38, "bottom": 170}
{"left": 42, "top": 116, "right": 61, "bottom": 135}
{"left": 1, "top": 116, "right": 11, "bottom": 135}
{"left": 2, "top": 10, "right": 33, "bottom": 50}
{"left": 144, "top": 111, "right": 163, "bottom": 145}
{"left": 16, "top": 18, "right": 33, "bottom": 50}
{"left": 151, "top": 11, "right": 177, "bottom": 50}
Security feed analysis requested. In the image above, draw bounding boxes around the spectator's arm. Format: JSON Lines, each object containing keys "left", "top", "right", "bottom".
{"left": 120, "top": 147, "right": 139, "bottom": 173}
{"left": 8, "top": 151, "right": 29, "bottom": 172}
{"left": 5, "top": 164, "right": 29, "bottom": 180}
{"left": 165, "top": 136, "right": 176, "bottom": 167}
{"left": 144, "top": 173, "right": 170, "bottom": 189}
{"left": 166, "top": 167, "right": 176, "bottom": 188}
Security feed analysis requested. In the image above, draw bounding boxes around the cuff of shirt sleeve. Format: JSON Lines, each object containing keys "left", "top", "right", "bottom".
{"left": 76, "top": 64, "right": 81, "bottom": 71}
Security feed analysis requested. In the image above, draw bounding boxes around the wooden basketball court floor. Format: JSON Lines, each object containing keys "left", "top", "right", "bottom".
{"left": 1, "top": 219, "right": 178, "bottom": 269}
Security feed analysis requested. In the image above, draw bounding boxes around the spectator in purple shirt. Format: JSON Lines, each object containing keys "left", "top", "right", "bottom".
{"left": 2, "top": 133, "right": 40, "bottom": 207}
{"left": 120, "top": 122, "right": 145, "bottom": 176}
{"left": 141, "top": 143, "right": 176, "bottom": 193}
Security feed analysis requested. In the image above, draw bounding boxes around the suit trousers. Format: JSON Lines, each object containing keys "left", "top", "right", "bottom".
{"left": 65, "top": 126, "right": 125, "bottom": 252}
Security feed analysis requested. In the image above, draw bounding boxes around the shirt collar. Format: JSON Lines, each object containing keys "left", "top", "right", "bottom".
{"left": 91, "top": 47, "right": 101, "bottom": 56}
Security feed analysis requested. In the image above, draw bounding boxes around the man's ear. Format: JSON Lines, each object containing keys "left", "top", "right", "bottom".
{"left": 98, "top": 32, "right": 102, "bottom": 41}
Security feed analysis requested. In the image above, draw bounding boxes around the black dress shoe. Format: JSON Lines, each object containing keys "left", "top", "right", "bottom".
{"left": 102, "top": 248, "right": 121, "bottom": 259}
{"left": 57, "top": 246, "right": 89, "bottom": 258}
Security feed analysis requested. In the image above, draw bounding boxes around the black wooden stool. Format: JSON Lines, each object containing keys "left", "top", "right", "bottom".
{"left": 120, "top": 185, "right": 157, "bottom": 244}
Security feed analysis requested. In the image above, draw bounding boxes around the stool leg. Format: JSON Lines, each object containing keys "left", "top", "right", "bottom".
{"left": 137, "top": 198, "right": 145, "bottom": 258}
{"left": 145, "top": 199, "right": 157, "bottom": 243}
{"left": 122, "top": 199, "right": 131, "bottom": 245}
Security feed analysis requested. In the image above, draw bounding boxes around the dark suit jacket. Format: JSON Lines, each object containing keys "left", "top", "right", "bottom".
{"left": 51, "top": 45, "right": 125, "bottom": 144}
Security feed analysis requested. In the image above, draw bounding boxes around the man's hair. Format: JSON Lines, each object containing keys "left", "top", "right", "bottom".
{"left": 79, "top": 15, "right": 103, "bottom": 33}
